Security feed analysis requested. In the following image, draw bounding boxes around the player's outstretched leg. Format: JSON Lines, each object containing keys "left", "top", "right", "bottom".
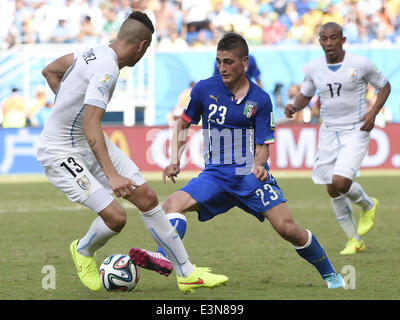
{"left": 70, "top": 239, "right": 102, "bottom": 291}
{"left": 267, "top": 203, "right": 344, "bottom": 289}
{"left": 129, "top": 247, "right": 173, "bottom": 276}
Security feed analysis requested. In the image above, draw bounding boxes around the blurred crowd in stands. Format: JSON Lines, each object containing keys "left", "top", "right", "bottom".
{"left": 0, "top": 87, "right": 53, "bottom": 128}
{"left": 1, "top": 0, "right": 400, "bottom": 50}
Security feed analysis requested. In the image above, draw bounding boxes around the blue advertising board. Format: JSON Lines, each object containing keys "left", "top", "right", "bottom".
{"left": 0, "top": 128, "right": 44, "bottom": 174}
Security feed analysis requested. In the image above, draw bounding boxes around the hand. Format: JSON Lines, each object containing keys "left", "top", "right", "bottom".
{"left": 284, "top": 104, "right": 297, "bottom": 119}
{"left": 252, "top": 165, "right": 269, "bottom": 182}
{"left": 108, "top": 174, "right": 138, "bottom": 198}
{"left": 163, "top": 164, "right": 180, "bottom": 184}
{"left": 360, "top": 111, "right": 376, "bottom": 132}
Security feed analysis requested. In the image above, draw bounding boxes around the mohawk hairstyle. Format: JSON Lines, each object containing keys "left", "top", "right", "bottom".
{"left": 128, "top": 11, "right": 154, "bottom": 34}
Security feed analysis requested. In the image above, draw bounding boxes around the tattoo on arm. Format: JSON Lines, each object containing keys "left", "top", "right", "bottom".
{"left": 87, "top": 137, "right": 105, "bottom": 171}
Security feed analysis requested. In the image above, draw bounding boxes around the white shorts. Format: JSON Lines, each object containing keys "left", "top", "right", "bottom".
{"left": 312, "top": 123, "right": 370, "bottom": 184}
{"left": 36, "top": 135, "right": 146, "bottom": 213}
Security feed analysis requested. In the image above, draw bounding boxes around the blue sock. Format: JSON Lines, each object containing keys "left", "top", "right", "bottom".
{"left": 157, "top": 213, "right": 187, "bottom": 258}
{"left": 295, "top": 230, "right": 336, "bottom": 279}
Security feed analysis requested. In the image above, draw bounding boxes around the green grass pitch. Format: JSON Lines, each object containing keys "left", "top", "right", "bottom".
{"left": 0, "top": 172, "right": 399, "bottom": 300}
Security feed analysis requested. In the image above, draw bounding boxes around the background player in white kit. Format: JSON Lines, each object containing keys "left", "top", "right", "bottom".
{"left": 36, "top": 11, "right": 228, "bottom": 292}
{"left": 284, "top": 22, "right": 391, "bottom": 255}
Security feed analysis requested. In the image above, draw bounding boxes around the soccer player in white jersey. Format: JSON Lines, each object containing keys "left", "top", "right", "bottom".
{"left": 36, "top": 11, "right": 228, "bottom": 292}
{"left": 285, "top": 22, "right": 391, "bottom": 255}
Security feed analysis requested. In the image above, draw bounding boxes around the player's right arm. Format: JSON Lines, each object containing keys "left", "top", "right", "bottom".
{"left": 163, "top": 117, "right": 191, "bottom": 184}
{"left": 285, "top": 63, "right": 315, "bottom": 119}
{"left": 42, "top": 53, "right": 75, "bottom": 94}
{"left": 284, "top": 93, "right": 313, "bottom": 119}
{"left": 163, "top": 81, "right": 203, "bottom": 184}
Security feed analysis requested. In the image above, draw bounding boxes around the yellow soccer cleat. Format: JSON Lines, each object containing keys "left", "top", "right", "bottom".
{"left": 70, "top": 239, "right": 102, "bottom": 291}
{"left": 357, "top": 197, "right": 379, "bottom": 236}
{"left": 339, "top": 238, "right": 366, "bottom": 255}
{"left": 177, "top": 265, "right": 228, "bottom": 293}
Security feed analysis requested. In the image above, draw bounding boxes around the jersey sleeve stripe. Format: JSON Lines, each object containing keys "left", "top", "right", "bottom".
{"left": 181, "top": 112, "right": 192, "bottom": 124}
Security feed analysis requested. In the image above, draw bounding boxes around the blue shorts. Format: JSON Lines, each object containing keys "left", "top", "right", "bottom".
{"left": 180, "top": 169, "right": 286, "bottom": 222}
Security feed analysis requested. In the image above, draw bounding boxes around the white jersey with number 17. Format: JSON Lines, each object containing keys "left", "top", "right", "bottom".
{"left": 300, "top": 51, "right": 387, "bottom": 126}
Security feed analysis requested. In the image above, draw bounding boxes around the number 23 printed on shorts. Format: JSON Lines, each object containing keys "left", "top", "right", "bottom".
{"left": 255, "top": 184, "right": 279, "bottom": 206}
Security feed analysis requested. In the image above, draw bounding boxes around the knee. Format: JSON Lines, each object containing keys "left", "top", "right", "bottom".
{"left": 162, "top": 196, "right": 177, "bottom": 213}
{"left": 331, "top": 176, "right": 352, "bottom": 194}
{"left": 107, "top": 207, "right": 127, "bottom": 232}
{"left": 162, "top": 192, "right": 187, "bottom": 214}
{"left": 277, "top": 220, "right": 297, "bottom": 241}
{"left": 134, "top": 186, "right": 159, "bottom": 212}
{"left": 276, "top": 220, "right": 305, "bottom": 245}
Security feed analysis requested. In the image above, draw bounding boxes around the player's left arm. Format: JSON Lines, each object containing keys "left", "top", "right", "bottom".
{"left": 252, "top": 144, "right": 269, "bottom": 182}
{"left": 42, "top": 53, "right": 75, "bottom": 94}
{"left": 361, "top": 81, "right": 391, "bottom": 132}
{"left": 83, "top": 105, "right": 136, "bottom": 198}
{"left": 253, "top": 94, "right": 274, "bottom": 182}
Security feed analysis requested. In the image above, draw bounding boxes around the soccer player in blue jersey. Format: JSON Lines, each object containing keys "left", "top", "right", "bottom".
{"left": 130, "top": 32, "right": 344, "bottom": 289}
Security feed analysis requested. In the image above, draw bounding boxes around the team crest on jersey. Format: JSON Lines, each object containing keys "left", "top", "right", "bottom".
{"left": 76, "top": 175, "right": 91, "bottom": 190}
{"left": 243, "top": 101, "right": 258, "bottom": 118}
{"left": 347, "top": 68, "right": 357, "bottom": 81}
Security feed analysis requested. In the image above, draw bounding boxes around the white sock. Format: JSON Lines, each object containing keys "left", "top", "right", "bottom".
{"left": 344, "top": 181, "right": 374, "bottom": 210}
{"left": 77, "top": 216, "right": 118, "bottom": 257}
{"left": 140, "top": 204, "right": 194, "bottom": 277}
{"left": 331, "top": 195, "right": 361, "bottom": 240}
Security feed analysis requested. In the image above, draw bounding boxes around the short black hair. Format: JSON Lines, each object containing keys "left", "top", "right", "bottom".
{"left": 128, "top": 11, "right": 154, "bottom": 34}
{"left": 217, "top": 32, "right": 249, "bottom": 58}
{"left": 319, "top": 22, "right": 343, "bottom": 37}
